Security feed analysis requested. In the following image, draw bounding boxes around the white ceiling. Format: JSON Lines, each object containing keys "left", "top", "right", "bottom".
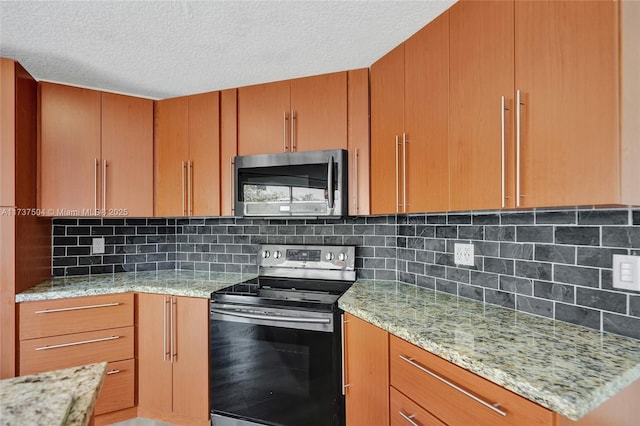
{"left": 0, "top": 0, "right": 455, "bottom": 100}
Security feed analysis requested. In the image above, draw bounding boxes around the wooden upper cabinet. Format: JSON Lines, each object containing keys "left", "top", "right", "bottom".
{"left": 39, "top": 82, "right": 101, "bottom": 214}
{"left": 371, "top": 44, "right": 404, "bottom": 215}
{"left": 347, "top": 68, "right": 370, "bottom": 216}
{"left": 449, "top": 0, "right": 515, "bottom": 212}
{"left": 101, "top": 93, "right": 153, "bottom": 217}
{"left": 344, "top": 313, "right": 389, "bottom": 426}
{"left": 237, "top": 80, "right": 290, "bottom": 156}
{"left": 237, "top": 71, "right": 348, "bottom": 156}
{"left": 371, "top": 11, "right": 449, "bottom": 215}
{"left": 515, "top": 0, "right": 619, "bottom": 207}
{"left": 154, "top": 92, "right": 220, "bottom": 217}
{"left": 289, "top": 72, "right": 347, "bottom": 152}
{"left": 220, "top": 89, "right": 238, "bottom": 216}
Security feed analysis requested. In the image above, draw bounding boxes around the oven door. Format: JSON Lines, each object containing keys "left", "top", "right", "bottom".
{"left": 210, "top": 304, "right": 343, "bottom": 426}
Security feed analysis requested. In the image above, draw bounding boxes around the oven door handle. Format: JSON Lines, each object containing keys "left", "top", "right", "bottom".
{"left": 211, "top": 308, "right": 331, "bottom": 324}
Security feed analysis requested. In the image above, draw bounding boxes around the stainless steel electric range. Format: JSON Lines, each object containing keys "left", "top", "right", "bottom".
{"left": 209, "top": 244, "right": 355, "bottom": 426}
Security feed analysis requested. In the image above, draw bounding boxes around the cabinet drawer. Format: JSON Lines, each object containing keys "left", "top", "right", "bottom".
{"left": 19, "top": 293, "right": 134, "bottom": 339}
{"left": 19, "top": 326, "right": 134, "bottom": 375}
{"left": 390, "top": 336, "right": 553, "bottom": 426}
{"left": 391, "top": 387, "right": 445, "bottom": 426}
{"left": 94, "top": 359, "right": 135, "bottom": 416}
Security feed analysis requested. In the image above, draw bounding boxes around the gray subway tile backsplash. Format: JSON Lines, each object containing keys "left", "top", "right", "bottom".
{"left": 50, "top": 207, "right": 640, "bottom": 340}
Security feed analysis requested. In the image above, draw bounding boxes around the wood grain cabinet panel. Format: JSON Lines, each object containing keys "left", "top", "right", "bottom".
{"left": 154, "top": 92, "right": 220, "bottom": 217}
{"left": 138, "top": 293, "right": 209, "bottom": 425}
{"left": 344, "top": 313, "right": 389, "bottom": 426}
{"left": 220, "top": 88, "right": 238, "bottom": 216}
{"left": 347, "top": 68, "right": 370, "bottom": 216}
{"left": 390, "top": 387, "right": 445, "bottom": 426}
{"left": 93, "top": 359, "right": 135, "bottom": 416}
{"left": 371, "top": 11, "right": 449, "bottom": 215}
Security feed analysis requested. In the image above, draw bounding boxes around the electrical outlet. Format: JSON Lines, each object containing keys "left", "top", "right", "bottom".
{"left": 613, "top": 254, "right": 640, "bottom": 291}
{"left": 454, "top": 243, "right": 474, "bottom": 266}
{"left": 92, "top": 237, "right": 105, "bottom": 254}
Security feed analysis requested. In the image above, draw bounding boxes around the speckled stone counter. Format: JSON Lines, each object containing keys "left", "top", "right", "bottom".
{"left": 15, "top": 270, "right": 255, "bottom": 302}
{"left": 0, "top": 362, "right": 107, "bottom": 426}
{"left": 339, "top": 280, "right": 640, "bottom": 421}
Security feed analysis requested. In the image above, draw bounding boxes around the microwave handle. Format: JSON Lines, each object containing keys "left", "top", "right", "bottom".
{"left": 327, "top": 155, "right": 335, "bottom": 210}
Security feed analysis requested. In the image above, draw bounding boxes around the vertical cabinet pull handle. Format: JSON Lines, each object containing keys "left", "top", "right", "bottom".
{"left": 341, "top": 315, "right": 349, "bottom": 395}
{"left": 353, "top": 148, "right": 359, "bottom": 214}
{"left": 500, "top": 96, "right": 507, "bottom": 208}
{"left": 283, "top": 111, "right": 289, "bottom": 152}
{"left": 102, "top": 160, "right": 108, "bottom": 215}
{"left": 516, "top": 89, "right": 523, "bottom": 207}
{"left": 94, "top": 158, "right": 99, "bottom": 213}
{"left": 188, "top": 161, "right": 193, "bottom": 216}
{"left": 395, "top": 135, "right": 400, "bottom": 213}
{"left": 290, "top": 109, "right": 296, "bottom": 152}
{"left": 399, "top": 355, "right": 508, "bottom": 417}
{"left": 163, "top": 297, "right": 169, "bottom": 361}
{"left": 181, "top": 161, "right": 186, "bottom": 216}
{"left": 171, "top": 298, "right": 177, "bottom": 363}
{"left": 402, "top": 133, "right": 407, "bottom": 213}
{"left": 399, "top": 411, "right": 419, "bottom": 426}
{"left": 230, "top": 157, "right": 235, "bottom": 215}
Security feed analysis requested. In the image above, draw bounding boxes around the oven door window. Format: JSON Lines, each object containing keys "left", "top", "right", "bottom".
{"left": 210, "top": 318, "right": 337, "bottom": 426}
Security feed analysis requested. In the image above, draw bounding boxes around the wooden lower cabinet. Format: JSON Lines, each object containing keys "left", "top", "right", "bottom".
{"left": 137, "top": 293, "right": 209, "bottom": 425}
{"left": 390, "top": 387, "right": 445, "bottom": 426}
{"left": 344, "top": 313, "right": 389, "bottom": 426}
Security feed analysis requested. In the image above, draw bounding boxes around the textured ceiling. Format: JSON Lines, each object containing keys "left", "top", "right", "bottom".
{"left": 0, "top": 0, "right": 455, "bottom": 100}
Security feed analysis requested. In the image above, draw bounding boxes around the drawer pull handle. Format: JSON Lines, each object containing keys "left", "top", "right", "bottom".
{"left": 106, "top": 369, "right": 121, "bottom": 375}
{"left": 399, "top": 411, "right": 419, "bottom": 426}
{"left": 35, "top": 302, "right": 120, "bottom": 314}
{"left": 399, "top": 355, "right": 507, "bottom": 417}
{"left": 35, "top": 335, "right": 120, "bottom": 351}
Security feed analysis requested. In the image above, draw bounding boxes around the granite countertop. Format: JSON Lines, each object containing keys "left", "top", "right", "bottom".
{"left": 339, "top": 280, "right": 640, "bottom": 421}
{"left": 15, "top": 270, "right": 255, "bottom": 302}
{"left": 0, "top": 362, "right": 107, "bottom": 426}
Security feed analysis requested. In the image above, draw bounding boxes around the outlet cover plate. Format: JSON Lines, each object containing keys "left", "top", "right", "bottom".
{"left": 92, "top": 237, "right": 105, "bottom": 254}
{"left": 613, "top": 254, "right": 640, "bottom": 291}
{"left": 454, "top": 243, "right": 475, "bottom": 266}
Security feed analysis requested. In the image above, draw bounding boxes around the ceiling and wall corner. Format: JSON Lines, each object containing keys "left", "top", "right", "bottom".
{"left": 0, "top": 0, "right": 456, "bottom": 100}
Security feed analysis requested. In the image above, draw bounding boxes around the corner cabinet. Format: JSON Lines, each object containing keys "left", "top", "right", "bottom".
{"left": 154, "top": 92, "right": 221, "bottom": 217}
{"left": 39, "top": 83, "right": 153, "bottom": 216}
{"left": 137, "top": 293, "right": 209, "bottom": 425}
{"left": 371, "top": 11, "right": 449, "bottom": 215}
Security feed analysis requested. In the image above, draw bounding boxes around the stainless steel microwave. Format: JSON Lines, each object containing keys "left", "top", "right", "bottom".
{"left": 234, "top": 149, "right": 348, "bottom": 218}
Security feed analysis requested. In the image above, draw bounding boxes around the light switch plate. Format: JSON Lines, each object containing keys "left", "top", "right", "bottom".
{"left": 613, "top": 254, "right": 640, "bottom": 291}
{"left": 454, "top": 243, "right": 475, "bottom": 266}
{"left": 92, "top": 237, "right": 105, "bottom": 254}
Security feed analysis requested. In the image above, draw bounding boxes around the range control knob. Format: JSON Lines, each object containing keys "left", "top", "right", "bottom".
{"left": 261, "top": 250, "right": 271, "bottom": 259}
{"left": 338, "top": 252, "right": 348, "bottom": 262}
{"left": 273, "top": 250, "right": 282, "bottom": 259}
{"left": 325, "top": 252, "right": 335, "bottom": 261}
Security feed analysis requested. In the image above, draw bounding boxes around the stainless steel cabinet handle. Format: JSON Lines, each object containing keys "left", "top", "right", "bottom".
{"left": 290, "top": 109, "right": 296, "bottom": 152}
{"left": 399, "top": 355, "right": 507, "bottom": 417}
{"left": 516, "top": 89, "right": 522, "bottom": 207}
{"left": 35, "top": 302, "right": 120, "bottom": 314}
{"left": 402, "top": 132, "right": 407, "bottom": 213}
{"left": 399, "top": 411, "right": 419, "bottom": 426}
{"left": 501, "top": 96, "right": 507, "bottom": 208}
{"left": 35, "top": 335, "right": 120, "bottom": 351}
{"left": 106, "top": 369, "right": 121, "bottom": 376}
{"left": 171, "top": 297, "right": 177, "bottom": 363}
{"left": 341, "top": 314, "right": 349, "bottom": 395}
{"left": 102, "top": 159, "right": 108, "bottom": 215}
{"left": 188, "top": 160, "right": 193, "bottom": 216}
{"left": 230, "top": 157, "right": 235, "bottom": 215}
{"left": 395, "top": 135, "right": 400, "bottom": 213}
{"left": 163, "top": 297, "right": 169, "bottom": 361}
{"left": 283, "top": 111, "right": 289, "bottom": 152}
{"left": 353, "top": 148, "right": 359, "bottom": 214}
{"left": 94, "top": 158, "right": 99, "bottom": 213}
{"left": 211, "top": 308, "right": 331, "bottom": 324}
{"left": 181, "top": 160, "right": 186, "bottom": 215}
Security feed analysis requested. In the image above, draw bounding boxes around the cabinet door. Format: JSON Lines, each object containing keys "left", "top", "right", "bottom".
{"left": 39, "top": 82, "right": 101, "bottom": 214}
{"left": 220, "top": 89, "right": 238, "bottom": 216}
{"left": 138, "top": 293, "right": 173, "bottom": 414}
{"left": 102, "top": 93, "right": 153, "bottom": 217}
{"left": 449, "top": 0, "right": 515, "bottom": 211}
{"left": 237, "top": 81, "right": 290, "bottom": 155}
{"left": 290, "top": 72, "right": 347, "bottom": 152}
{"left": 344, "top": 313, "right": 389, "bottom": 426}
{"left": 404, "top": 10, "right": 449, "bottom": 213}
{"left": 371, "top": 44, "right": 404, "bottom": 215}
{"left": 347, "top": 69, "right": 370, "bottom": 216}
{"left": 188, "top": 92, "right": 220, "bottom": 216}
{"left": 155, "top": 97, "right": 189, "bottom": 216}
{"left": 172, "top": 296, "right": 209, "bottom": 421}
{"left": 515, "top": 0, "right": 618, "bottom": 207}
